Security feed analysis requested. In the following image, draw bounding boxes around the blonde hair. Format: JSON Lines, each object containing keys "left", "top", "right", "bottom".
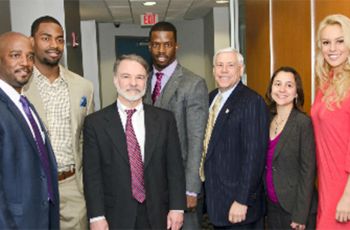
{"left": 315, "top": 14, "right": 350, "bottom": 109}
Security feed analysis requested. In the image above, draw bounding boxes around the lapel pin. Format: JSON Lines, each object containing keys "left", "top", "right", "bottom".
{"left": 225, "top": 108, "right": 229, "bottom": 114}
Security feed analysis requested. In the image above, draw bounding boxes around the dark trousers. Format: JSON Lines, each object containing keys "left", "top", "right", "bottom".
{"left": 134, "top": 202, "right": 151, "bottom": 229}
{"left": 214, "top": 217, "right": 264, "bottom": 230}
{"left": 267, "top": 199, "right": 316, "bottom": 230}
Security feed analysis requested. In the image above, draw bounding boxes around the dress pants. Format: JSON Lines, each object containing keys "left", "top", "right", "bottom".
{"left": 214, "top": 218, "right": 264, "bottom": 230}
{"left": 59, "top": 174, "right": 87, "bottom": 230}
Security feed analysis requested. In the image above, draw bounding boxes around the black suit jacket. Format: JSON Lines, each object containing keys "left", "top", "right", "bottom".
{"left": 0, "top": 88, "right": 59, "bottom": 229}
{"left": 204, "top": 81, "right": 269, "bottom": 226}
{"left": 83, "top": 102, "right": 186, "bottom": 229}
{"left": 268, "top": 109, "right": 317, "bottom": 224}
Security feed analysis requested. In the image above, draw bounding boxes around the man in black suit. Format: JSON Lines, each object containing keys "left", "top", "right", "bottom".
{"left": 200, "top": 47, "right": 269, "bottom": 229}
{"left": 83, "top": 54, "right": 186, "bottom": 230}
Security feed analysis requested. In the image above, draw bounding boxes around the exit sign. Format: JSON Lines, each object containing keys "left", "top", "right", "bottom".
{"left": 141, "top": 13, "right": 158, "bottom": 26}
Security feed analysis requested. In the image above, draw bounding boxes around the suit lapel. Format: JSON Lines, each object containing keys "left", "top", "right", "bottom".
{"left": 206, "top": 82, "right": 244, "bottom": 160}
{"left": 273, "top": 109, "right": 298, "bottom": 161}
{"left": 22, "top": 74, "right": 48, "bottom": 127}
{"left": 143, "top": 104, "right": 159, "bottom": 169}
{"left": 103, "top": 104, "right": 129, "bottom": 164}
{"left": 0, "top": 88, "right": 39, "bottom": 154}
{"left": 155, "top": 64, "right": 182, "bottom": 107}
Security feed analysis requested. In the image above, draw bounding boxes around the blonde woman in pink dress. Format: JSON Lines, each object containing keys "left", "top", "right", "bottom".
{"left": 311, "top": 14, "right": 350, "bottom": 229}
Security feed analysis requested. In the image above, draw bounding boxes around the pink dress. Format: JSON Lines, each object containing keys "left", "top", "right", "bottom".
{"left": 311, "top": 90, "right": 350, "bottom": 229}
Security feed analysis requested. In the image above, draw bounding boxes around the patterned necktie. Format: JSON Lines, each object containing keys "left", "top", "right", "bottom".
{"left": 19, "top": 95, "right": 54, "bottom": 201}
{"left": 151, "top": 72, "right": 164, "bottom": 104}
{"left": 125, "top": 109, "right": 146, "bottom": 203}
{"left": 199, "top": 93, "right": 223, "bottom": 182}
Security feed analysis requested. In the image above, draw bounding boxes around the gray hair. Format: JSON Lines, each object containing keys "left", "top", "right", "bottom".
{"left": 113, "top": 54, "right": 149, "bottom": 74}
{"left": 213, "top": 47, "right": 244, "bottom": 66}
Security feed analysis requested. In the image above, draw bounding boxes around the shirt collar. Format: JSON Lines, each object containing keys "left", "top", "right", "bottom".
{"left": 117, "top": 99, "right": 144, "bottom": 115}
{"left": 152, "top": 59, "right": 178, "bottom": 77}
{"left": 33, "top": 65, "right": 67, "bottom": 84}
{"left": 0, "top": 79, "right": 22, "bottom": 103}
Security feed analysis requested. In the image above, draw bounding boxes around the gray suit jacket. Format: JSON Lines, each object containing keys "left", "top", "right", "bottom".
{"left": 144, "top": 63, "right": 208, "bottom": 193}
{"left": 270, "top": 109, "right": 317, "bottom": 225}
{"left": 22, "top": 65, "right": 94, "bottom": 193}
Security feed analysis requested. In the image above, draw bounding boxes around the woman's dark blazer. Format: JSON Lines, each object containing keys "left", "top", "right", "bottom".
{"left": 268, "top": 109, "right": 317, "bottom": 225}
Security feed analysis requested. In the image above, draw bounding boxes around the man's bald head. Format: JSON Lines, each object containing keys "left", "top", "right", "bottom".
{"left": 0, "top": 32, "right": 34, "bottom": 93}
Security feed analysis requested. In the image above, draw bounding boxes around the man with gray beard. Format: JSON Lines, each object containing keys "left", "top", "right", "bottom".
{"left": 83, "top": 54, "right": 186, "bottom": 230}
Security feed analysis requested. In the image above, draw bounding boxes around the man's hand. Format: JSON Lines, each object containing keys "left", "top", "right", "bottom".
{"left": 336, "top": 193, "right": 350, "bottom": 222}
{"left": 290, "top": 221, "right": 305, "bottom": 230}
{"left": 167, "top": 211, "right": 184, "bottom": 230}
{"left": 228, "top": 201, "right": 248, "bottom": 224}
{"left": 90, "top": 219, "right": 109, "bottom": 230}
{"left": 187, "top": 195, "right": 197, "bottom": 209}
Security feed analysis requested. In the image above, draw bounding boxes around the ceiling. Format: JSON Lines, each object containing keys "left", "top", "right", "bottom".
{"left": 79, "top": 0, "right": 229, "bottom": 25}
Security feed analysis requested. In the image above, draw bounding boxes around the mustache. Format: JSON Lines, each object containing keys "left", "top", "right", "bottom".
{"left": 14, "top": 67, "right": 32, "bottom": 74}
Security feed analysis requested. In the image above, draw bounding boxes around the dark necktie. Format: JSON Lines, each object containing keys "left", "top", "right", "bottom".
{"left": 19, "top": 95, "right": 54, "bottom": 201}
{"left": 151, "top": 72, "right": 164, "bottom": 104}
{"left": 125, "top": 109, "right": 146, "bottom": 203}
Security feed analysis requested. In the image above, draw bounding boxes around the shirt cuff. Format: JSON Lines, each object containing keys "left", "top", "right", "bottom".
{"left": 90, "top": 216, "right": 106, "bottom": 223}
{"left": 186, "top": 191, "right": 197, "bottom": 197}
{"left": 170, "top": 210, "right": 184, "bottom": 213}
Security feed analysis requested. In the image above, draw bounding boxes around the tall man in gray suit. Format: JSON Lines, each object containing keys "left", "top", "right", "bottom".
{"left": 144, "top": 21, "right": 209, "bottom": 229}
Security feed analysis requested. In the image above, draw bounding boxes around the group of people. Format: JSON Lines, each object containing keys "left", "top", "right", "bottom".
{"left": 0, "top": 12, "right": 350, "bottom": 230}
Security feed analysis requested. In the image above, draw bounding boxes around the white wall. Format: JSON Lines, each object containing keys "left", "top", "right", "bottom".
{"left": 10, "top": 0, "right": 67, "bottom": 65}
{"left": 213, "top": 7, "right": 230, "bottom": 52}
{"left": 81, "top": 20, "right": 101, "bottom": 111}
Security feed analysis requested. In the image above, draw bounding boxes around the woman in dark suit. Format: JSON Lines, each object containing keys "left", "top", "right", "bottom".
{"left": 265, "top": 66, "right": 317, "bottom": 230}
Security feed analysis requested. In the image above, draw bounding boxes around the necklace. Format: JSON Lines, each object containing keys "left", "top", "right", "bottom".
{"left": 273, "top": 115, "right": 285, "bottom": 135}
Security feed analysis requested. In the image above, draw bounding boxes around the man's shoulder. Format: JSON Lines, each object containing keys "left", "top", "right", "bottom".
{"left": 61, "top": 66, "right": 93, "bottom": 87}
{"left": 176, "top": 64, "right": 205, "bottom": 83}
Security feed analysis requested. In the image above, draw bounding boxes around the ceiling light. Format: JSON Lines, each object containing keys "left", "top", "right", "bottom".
{"left": 143, "top": 1, "right": 157, "bottom": 6}
{"left": 216, "top": 0, "right": 229, "bottom": 3}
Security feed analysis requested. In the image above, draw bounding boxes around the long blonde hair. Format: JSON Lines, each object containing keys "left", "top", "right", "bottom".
{"left": 315, "top": 14, "right": 350, "bottom": 109}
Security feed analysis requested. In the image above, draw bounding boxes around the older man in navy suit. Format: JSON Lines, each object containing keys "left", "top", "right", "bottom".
{"left": 0, "top": 32, "right": 59, "bottom": 229}
{"left": 200, "top": 47, "right": 269, "bottom": 229}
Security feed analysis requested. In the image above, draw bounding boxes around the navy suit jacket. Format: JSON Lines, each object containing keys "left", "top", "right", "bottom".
{"left": 204, "top": 81, "right": 269, "bottom": 226}
{"left": 0, "top": 88, "right": 59, "bottom": 229}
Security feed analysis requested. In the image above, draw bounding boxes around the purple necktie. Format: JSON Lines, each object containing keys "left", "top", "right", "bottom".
{"left": 125, "top": 109, "right": 146, "bottom": 203}
{"left": 151, "top": 72, "right": 163, "bottom": 104}
{"left": 19, "top": 95, "right": 54, "bottom": 201}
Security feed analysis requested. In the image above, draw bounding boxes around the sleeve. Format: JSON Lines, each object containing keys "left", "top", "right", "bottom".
{"left": 83, "top": 116, "right": 105, "bottom": 218}
{"left": 291, "top": 117, "right": 316, "bottom": 224}
{"left": 0, "top": 128, "right": 17, "bottom": 228}
{"left": 235, "top": 95, "right": 269, "bottom": 205}
{"left": 184, "top": 78, "right": 209, "bottom": 194}
{"left": 166, "top": 113, "right": 187, "bottom": 210}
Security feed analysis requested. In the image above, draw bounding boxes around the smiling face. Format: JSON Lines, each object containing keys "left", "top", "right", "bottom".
{"left": 213, "top": 51, "right": 244, "bottom": 92}
{"left": 0, "top": 33, "right": 34, "bottom": 93}
{"left": 149, "top": 31, "right": 178, "bottom": 71}
{"left": 320, "top": 24, "right": 350, "bottom": 73}
{"left": 271, "top": 71, "right": 297, "bottom": 108}
{"left": 31, "top": 22, "right": 64, "bottom": 67}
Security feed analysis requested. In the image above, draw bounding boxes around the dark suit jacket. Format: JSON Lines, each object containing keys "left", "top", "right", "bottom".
{"left": 204, "top": 81, "right": 269, "bottom": 226}
{"left": 144, "top": 63, "right": 208, "bottom": 194}
{"left": 0, "top": 88, "right": 59, "bottom": 229}
{"left": 268, "top": 109, "right": 317, "bottom": 225}
{"left": 83, "top": 103, "right": 186, "bottom": 229}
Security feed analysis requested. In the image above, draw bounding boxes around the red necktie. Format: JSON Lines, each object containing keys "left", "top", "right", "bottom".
{"left": 152, "top": 72, "right": 163, "bottom": 104}
{"left": 125, "top": 109, "right": 146, "bottom": 203}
